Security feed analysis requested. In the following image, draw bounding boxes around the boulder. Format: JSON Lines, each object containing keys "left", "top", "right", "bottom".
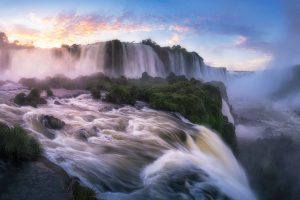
{"left": 14, "top": 88, "right": 47, "bottom": 108}
{"left": 46, "top": 89, "right": 54, "bottom": 97}
{"left": 134, "top": 101, "right": 148, "bottom": 109}
{"left": 54, "top": 100, "right": 62, "bottom": 105}
{"left": 41, "top": 115, "right": 65, "bottom": 130}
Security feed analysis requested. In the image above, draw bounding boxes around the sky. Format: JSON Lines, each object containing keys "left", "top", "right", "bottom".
{"left": 0, "top": 0, "right": 298, "bottom": 71}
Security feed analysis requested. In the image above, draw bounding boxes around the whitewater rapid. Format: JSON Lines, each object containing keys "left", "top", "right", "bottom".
{"left": 0, "top": 83, "right": 255, "bottom": 200}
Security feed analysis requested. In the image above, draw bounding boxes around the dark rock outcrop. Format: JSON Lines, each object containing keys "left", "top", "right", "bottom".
{"left": 0, "top": 160, "right": 72, "bottom": 200}
{"left": 0, "top": 157, "right": 96, "bottom": 200}
{"left": 209, "top": 81, "right": 228, "bottom": 101}
{"left": 105, "top": 40, "right": 124, "bottom": 77}
{"left": 46, "top": 89, "right": 54, "bottom": 97}
{"left": 14, "top": 88, "right": 47, "bottom": 108}
{"left": 40, "top": 115, "right": 65, "bottom": 130}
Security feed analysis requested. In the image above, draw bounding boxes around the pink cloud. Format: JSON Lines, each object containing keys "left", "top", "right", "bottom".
{"left": 167, "top": 33, "right": 182, "bottom": 45}
{"left": 169, "top": 25, "right": 190, "bottom": 32}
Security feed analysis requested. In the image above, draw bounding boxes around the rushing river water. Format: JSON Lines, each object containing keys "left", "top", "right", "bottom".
{"left": 0, "top": 82, "right": 255, "bottom": 200}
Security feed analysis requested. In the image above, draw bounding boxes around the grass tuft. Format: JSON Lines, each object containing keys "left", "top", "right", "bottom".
{"left": 71, "top": 180, "right": 97, "bottom": 200}
{"left": 0, "top": 123, "right": 42, "bottom": 161}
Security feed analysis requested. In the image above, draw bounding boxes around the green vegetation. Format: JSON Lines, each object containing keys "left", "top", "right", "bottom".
{"left": 14, "top": 88, "right": 47, "bottom": 107}
{"left": 72, "top": 181, "right": 97, "bottom": 200}
{"left": 18, "top": 72, "right": 237, "bottom": 151}
{"left": 106, "top": 85, "right": 137, "bottom": 105}
{"left": 41, "top": 115, "right": 65, "bottom": 130}
{"left": 103, "top": 73, "right": 237, "bottom": 151}
{"left": 90, "top": 87, "right": 101, "bottom": 99}
{"left": 0, "top": 123, "right": 42, "bottom": 161}
{"left": 141, "top": 39, "right": 204, "bottom": 75}
{"left": 61, "top": 44, "right": 81, "bottom": 59}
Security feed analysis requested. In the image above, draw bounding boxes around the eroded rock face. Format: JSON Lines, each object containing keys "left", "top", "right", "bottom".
{"left": 40, "top": 115, "right": 65, "bottom": 130}
{"left": 0, "top": 160, "right": 72, "bottom": 200}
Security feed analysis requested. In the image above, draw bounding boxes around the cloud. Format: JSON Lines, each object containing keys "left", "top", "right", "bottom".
{"left": 12, "top": 24, "right": 40, "bottom": 35}
{"left": 206, "top": 53, "right": 272, "bottom": 71}
{"left": 4, "top": 11, "right": 197, "bottom": 48}
{"left": 0, "top": 8, "right": 279, "bottom": 70}
{"left": 234, "top": 36, "right": 248, "bottom": 46}
{"left": 39, "top": 12, "right": 158, "bottom": 45}
{"left": 3, "top": 10, "right": 265, "bottom": 50}
{"left": 2, "top": 11, "right": 167, "bottom": 47}
{"left": 169, "top": 25, "right": 190, "bottom": 32}
{"left": 167, "top": 33, "right": 181, "bottom": 45}
{"left": 266, "top": 0, "right": 300, "bottom": 68}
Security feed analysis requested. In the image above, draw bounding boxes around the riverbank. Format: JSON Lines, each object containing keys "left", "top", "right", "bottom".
{"left": 0, "top": 122, "right": 96, "bottom": 200}
{"left": 0, "top": 156, "right": 96, "bottom": 200}
{"left": 0, "top": 74, "right": 254, "bottom": 200}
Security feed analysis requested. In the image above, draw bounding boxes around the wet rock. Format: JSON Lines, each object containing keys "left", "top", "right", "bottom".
{"left": 208, "top": 81, "right": 228, "bottom": 101}
{"left": 74, "top": 129, "right": 90, "bottom": 140}
{"left": 41, "top": 115, "right": 65, "bottom": 130}
{"left": 222, "top": 119, "right": 238, "bottom": 154}
{"left": 54, "top": 100, "right": 62, "bottom": 105}
{"left": 46, "top": 89, "right": 54, "bottom": 97}
{"left": 74, "top": 128, "right": 98, "bottom": 141}
{"left": 98, "top": 104, "right": 121, "bottom": 112}
{"left": 134, "top": 101, "right": 148, "bottom": 109}
{"left": 0, "top": 160, "right": 71, "bottom": 200}
{"left": 14, "top": 88, "right": 47, "bottom": 108}
{"left": 68, "top": 177, "right": 97, "bottom": 200}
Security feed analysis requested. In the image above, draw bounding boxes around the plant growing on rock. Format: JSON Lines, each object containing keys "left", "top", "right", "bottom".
{"left": 14, "top": 88, "right": 47, "bottom": 107}
{"left": 0, "top": 123, "right": 42, "bottom": 161}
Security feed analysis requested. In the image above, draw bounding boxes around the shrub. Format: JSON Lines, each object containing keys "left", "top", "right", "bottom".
{"left": 105, "top": 85, "right": 137, "bottom": 105}
{"left": 166, "top": 72, "right": 188, "bottom": 84}
{"left": 0, "top": 123, "right": 42, "bottom": 161}
{"left": 18, "top": 73, "right": 237, "bottom": 151}
{"left": 90, "top": 87, "right": 100, "bottom": 99}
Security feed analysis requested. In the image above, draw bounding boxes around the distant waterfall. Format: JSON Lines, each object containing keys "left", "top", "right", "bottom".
{"left": 0, "top": 40, "right": 227, "bottom": 82}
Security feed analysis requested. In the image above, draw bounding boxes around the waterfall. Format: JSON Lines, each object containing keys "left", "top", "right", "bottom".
{"left": 0, "top": 84, "right": 256, "bottom": 200}
{"left": 0, "top": 40, "right": 227, "bottom": 82}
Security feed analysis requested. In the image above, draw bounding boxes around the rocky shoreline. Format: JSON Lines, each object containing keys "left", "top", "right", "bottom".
{"left": 0, "top": 122, "right": 96, "bottom": 200}
{"left": 0, "top": 156, "right": 96, "bottom": 200}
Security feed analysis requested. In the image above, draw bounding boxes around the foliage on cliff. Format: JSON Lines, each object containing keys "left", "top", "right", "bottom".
{"left": 18, "top": 72, "right": 237, "bottom": 152}
{"left": 141, "top": 39, "right": 204, "bottom": 75}
{"left": 102, "top": 73, "right": 237, "bottom": 152}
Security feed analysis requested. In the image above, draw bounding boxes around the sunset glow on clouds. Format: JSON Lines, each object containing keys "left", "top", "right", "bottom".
{"left": 1, "top": 11, "right": 193, "bottom": 48}
{"left": 0, "top": 0, "right": 296, "bottom": 71}
{"left": 2, "top": 12, "right": 161, "bottom": 47}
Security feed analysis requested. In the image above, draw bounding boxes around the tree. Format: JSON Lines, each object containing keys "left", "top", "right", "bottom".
{"left": 0, "top": 32, "right": 8, "bottom": 46}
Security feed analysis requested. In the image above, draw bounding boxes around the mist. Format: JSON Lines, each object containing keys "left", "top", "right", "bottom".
{"left": 265, "top": 0, "right": 300, "bottom": 69}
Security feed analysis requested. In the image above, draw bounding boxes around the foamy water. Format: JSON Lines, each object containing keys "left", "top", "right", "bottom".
{"left": 0, "top": 83, "right": 255, "bottom": 200}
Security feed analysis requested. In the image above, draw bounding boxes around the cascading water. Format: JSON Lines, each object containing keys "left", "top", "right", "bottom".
{"left": 0, "top": 38, "right": 250, "bottom": 199}
{"left": 0, "top": 40, "right": 227, "bottom": 82}
{"left": 0, "top": 84, "right": 255, "bottom": 200}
